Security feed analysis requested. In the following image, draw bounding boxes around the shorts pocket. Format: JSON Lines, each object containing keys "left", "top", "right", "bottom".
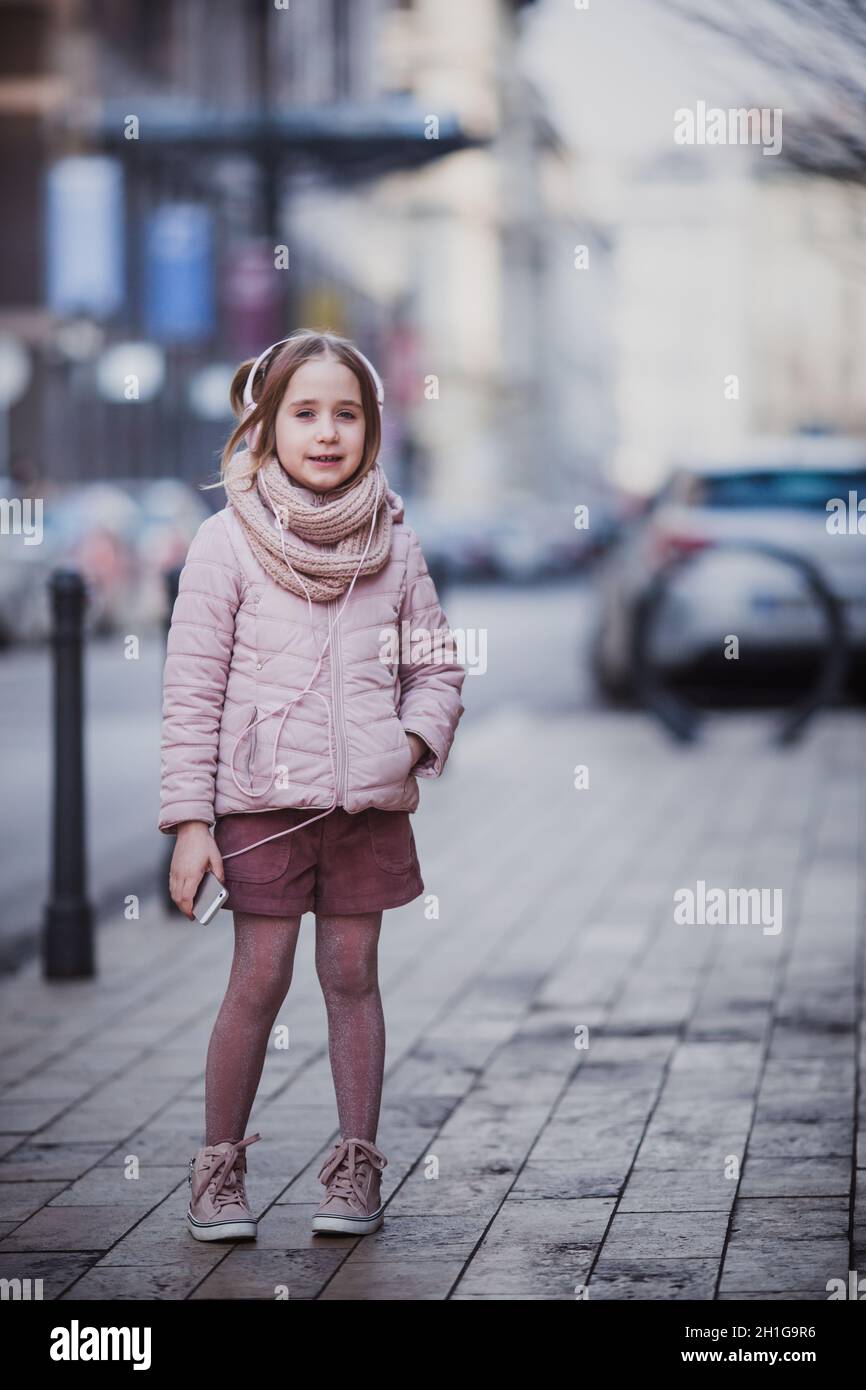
{"left": 365, "top": 808, "right": 417, "bottom": 874}
{"left": 214, "top": 812, "right": 295, "bottom": 883}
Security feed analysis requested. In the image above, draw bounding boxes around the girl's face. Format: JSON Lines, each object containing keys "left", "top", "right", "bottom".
{"left": 273, "top": 356, "right": 367, "bottom": 492}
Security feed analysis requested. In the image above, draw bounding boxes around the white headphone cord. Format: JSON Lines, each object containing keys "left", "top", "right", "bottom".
{"left": 222, "top": 468, "right": 383, "bottom": 860}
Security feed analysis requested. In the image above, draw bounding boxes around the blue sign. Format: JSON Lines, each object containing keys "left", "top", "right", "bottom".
{"left": 45, "top": 156, "right": 124, "bottom": 318}
{"left": 143, "top": 203, "right": 214, "bottom": 343}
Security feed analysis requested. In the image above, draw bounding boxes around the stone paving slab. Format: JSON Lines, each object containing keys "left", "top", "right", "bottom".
{"left": 0, "top": 707, "right": 863, "bottom": 1301}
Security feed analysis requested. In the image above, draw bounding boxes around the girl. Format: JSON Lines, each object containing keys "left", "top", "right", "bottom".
{"left": 158, "top": 329, "right": 466, "bottom": 1242}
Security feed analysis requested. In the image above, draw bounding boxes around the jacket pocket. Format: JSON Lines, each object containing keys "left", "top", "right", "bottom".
{"left": 388, "top": 715, "right": 415, "bottom": 777}
{"left": 231, "top": 704, "right": 259, "bottom": 790}
{"left": 365, "top": 808, "right": 417, "bottom": 873}
{"left": 245, "top": 705, "right": 259, "bottom": 784}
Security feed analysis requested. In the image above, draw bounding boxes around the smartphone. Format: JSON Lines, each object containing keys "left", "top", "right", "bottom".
{"left": 192, "top": 869, "right": 229, "bottom": 924}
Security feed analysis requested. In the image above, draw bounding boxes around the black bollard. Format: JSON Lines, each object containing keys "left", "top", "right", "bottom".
{"left": 162, "top": 566, "right": 182, "bottom": 913}
{"left": 42, "top": 570, "right": 95, "bottom": 978}
{"left": 164, "top": 565, "right": 182, "bottom": 638}
{"left": 427, "top": 554, "right": 450, "bottom": 605}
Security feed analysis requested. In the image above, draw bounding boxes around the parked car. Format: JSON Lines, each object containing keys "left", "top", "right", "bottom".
{"left": 409, "top": 501, "right": 499, "bottom": 582}
{"left": 487, "top": 506, "right": 549, "bottom": 583}
{"left": 591, "top": 436, "right": 866, "bottom": 699}
{"left": 0, "top": 481, "right": 139, "bottom": 642}
{"left": 0, "top": 477, "right": 210, "bottom": 643}
{"left": 484, "top": 496, "right": 612, "bottom": 583}
{"left": 123, "top": 478, "right": 211, "bottom": 626}
{"left": 0, "top": 527, "right": 56, "bottom": 646}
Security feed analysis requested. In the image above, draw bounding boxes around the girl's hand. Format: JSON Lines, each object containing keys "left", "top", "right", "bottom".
{"left": 405, "top": 732, "right": 426, "bottom": 767}
{"left": 170, "top": 822, "right": 225, "bottom": 920}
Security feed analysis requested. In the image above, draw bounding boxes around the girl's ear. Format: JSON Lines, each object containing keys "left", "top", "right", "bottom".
{"left": 229, "top": 356, "right": 261, "bottom": 423}
{"left": 241, "top": 402, "right": 261, "bottom": 453}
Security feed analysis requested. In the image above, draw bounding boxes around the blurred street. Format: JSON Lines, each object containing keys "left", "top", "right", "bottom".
{"left": 0, "top": 699, "right": 863, "bottom": 1299}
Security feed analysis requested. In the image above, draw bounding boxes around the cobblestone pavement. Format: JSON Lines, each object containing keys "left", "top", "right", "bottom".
{"left": 1, "top": 706, "right": 863, "bottom": 1300}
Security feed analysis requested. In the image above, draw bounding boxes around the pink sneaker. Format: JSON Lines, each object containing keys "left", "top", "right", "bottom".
{"left": 312, "top": 1136, "right": 388, "bottom": 1236}
{"left": 186, "top": 1132, "right": 261, "bottom": 1241}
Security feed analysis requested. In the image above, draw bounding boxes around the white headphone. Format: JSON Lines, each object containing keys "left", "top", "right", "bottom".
{"left": 221, "top": 337, "right": 387, "bottom": 864}
{"left": 240, "top": 333, "right": 385, "bottom": 452}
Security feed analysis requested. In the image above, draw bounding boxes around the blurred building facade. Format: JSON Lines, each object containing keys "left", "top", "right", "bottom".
{"left": 0, "top": 0, "right": 514, "bottom": 497}
{"left": 286, "top": 0, "right": 599, "bottom": 509}
{"left": 613, "top": 145, "right": 866, "bottom": 494}
{"left": 0, "top": 0, "right": 612, "bottom": 516}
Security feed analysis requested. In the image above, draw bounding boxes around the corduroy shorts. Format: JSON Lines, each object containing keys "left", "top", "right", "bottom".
{"left": 212, "top": 805, "right": 425, "bottom": 918}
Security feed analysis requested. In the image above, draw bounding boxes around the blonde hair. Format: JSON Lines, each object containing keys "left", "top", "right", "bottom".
{"left": 200, "top": 327, "right": 383, "bottom": 497}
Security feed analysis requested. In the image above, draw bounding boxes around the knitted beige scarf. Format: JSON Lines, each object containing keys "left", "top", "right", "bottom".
{"left": 223, "top": 452, "right": 393, "bottom": 602}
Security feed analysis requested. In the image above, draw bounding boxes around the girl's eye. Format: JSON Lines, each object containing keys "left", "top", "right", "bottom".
{"left": 296, "top": 409, "right": 357, "bottom": 420}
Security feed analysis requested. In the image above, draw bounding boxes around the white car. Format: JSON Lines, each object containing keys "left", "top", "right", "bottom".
{"left": 591, "top": 436, "right": 866, "bottom": 698}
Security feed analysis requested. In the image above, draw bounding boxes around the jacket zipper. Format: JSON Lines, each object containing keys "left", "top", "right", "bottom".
{"left": 328, "top": 596, "right": 348, "bottom": 803}
{"left": 311, "top": 488, "right": 348, "bottom": 804}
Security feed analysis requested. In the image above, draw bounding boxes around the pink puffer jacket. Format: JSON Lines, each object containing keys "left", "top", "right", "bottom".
{"left": 158, "top": 478, "right": 466, "bottom": 835}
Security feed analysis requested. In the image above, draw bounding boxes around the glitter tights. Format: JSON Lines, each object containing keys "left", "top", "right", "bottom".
{"left": 203, "top": 909, "right": 384, "bottom": 1147}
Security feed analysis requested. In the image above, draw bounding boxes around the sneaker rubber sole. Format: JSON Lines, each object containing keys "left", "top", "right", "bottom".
{"left": 311, "top": 1204, "right": 384, "bottom": 1236}
{"left": 186, "top": 1208, "right": 257, "bottom": 1241}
